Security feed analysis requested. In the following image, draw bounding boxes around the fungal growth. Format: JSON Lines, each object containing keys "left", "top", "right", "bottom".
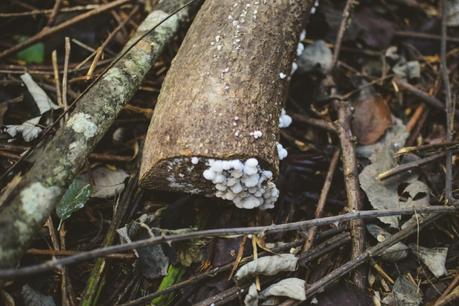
{"left": 279, "top": 108, "right": 292, "bottom": 128}
{"left": 139, "top": 0, "right": 309, "bottom": 210}
{"left": 202, "top": 158, "right": 279, "bottom": 209}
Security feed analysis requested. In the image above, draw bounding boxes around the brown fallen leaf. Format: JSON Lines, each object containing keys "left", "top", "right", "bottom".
{"left": 351, "top": 85, "right": 392, "bottom": 145}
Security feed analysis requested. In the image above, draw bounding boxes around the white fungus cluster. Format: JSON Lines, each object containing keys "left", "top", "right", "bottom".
{"left": 277, "top": 143, "right": 288, "bottom": 160}
{"left": 250, "top": 130, "right": 263, "bottom": 139}
{"left": 202, "top": 158, "right": 279, "bottom": 209}
{"left": 279, "top": 108, "right": 292, "bottom": 128}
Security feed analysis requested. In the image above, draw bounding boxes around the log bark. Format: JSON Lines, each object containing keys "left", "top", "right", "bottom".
{"left": 140, "top": 0, "right": 312, "bottom": 199}
{"left": 0, "top": 0, "right": 200, "bottom": 270}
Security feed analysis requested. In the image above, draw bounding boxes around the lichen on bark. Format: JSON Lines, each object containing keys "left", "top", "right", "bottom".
{"left": 0, "top": 0, "right": 200, "bottom": 269}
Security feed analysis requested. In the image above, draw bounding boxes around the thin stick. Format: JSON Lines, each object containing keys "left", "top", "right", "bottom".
{"left": 0, "top": 0, "right": 132, "bottom": 60}
{"left": 51, "top": 50, "right": 63, "bottom": 107}
{"left": 0, "top": 5, "right": 99, "bottom": 18}
{"left": 304, "top": 149, "right": 340, "bottom": 250}
{"left": 46, "top": 0, "right": 64, "bottom": 27}
{"left": 334, "top": 99, "right": 366, "bottom": 289}
{"left": 0, "top": 206, "right": 457, "bottom": 281}
{"left": 394, "top": 78, "right": 459, "bottom": 118}
{"left": 434, "top": 271, "right": 459, "bottom": 306}
{"left": 377, "top": 151, "right": 457, "bottom": 181}
{"left": 290, "top": 113, "right": 336, "bottom": 132}
{"left": 395, "top": 30, "right": 459, "bottom": 44}
{"left": 86, "top": 6, "right": 139, "bottom": 78}
{"left": 441, "top": 0, "right": 456, "bottom": 203}
{"left": 331, "top": 0, "right": 356, "bottom": 69}
{"left": 62, "top": 37, "right": 71, "bottom": 114}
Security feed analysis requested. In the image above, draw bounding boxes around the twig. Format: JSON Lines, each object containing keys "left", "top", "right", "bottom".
{"left": 0, "top": 0, "right": 133, "bottom": 60}
{"left": 377, "top": 151, "right": 459, "bottom": 181}
{"left": 304, "top": 149, "right": 340, "bottom": 250}
{"left": 290, "top": 113, "right": 336, "bottom": 132}
{"left": 62, "top": 37, "right": 71, "bottom": 115}
{"left": 25, "top": 249, "right": 135, "bottom": 259}
{"left": 394, "top": 78, "right": 459, "bottom": 118}
{"left": 334, "top": 99, "right": 366, "bottom": 289}
{"left": 51, "top": 50, "right": 63, "bottom": 107}
{"left": 0, "top": 5, "right": 99, "bottom": 18}
{"left": 86, "top": 6, "right": 139, "bottom": 78}
{"left": 441, "top": 0, "right": 456, "bottom": 203}
{"left": 303, "top": 214, "right": 442, "bottom": 298}
{"left": 0, "top": 0, "right": 201, "bottom": 271}
{"left": 0, "top": 206, "right": 457, "bottom": 281}
{"left": 434, "top": 271, "right": 459, "bottom": 306}
{"left": 395, "top": 30, "right": 459, "bottom": 44}
{"left": 331, "top": 0, "right": 356, "bottom": 69}
{"left": 46, "top": 0, "right": 64, "bottom": 27}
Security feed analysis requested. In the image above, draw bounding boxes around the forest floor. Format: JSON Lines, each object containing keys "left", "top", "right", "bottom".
{"left": 0, "top": 0, "right": 458, "bottom": 306}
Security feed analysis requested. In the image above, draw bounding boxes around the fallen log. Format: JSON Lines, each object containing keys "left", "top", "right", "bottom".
{"left": 0, "top": 0, "right": 200, "bottom": 270}
{"left": 140, "top": 0, "right": 313, "bottom": 209}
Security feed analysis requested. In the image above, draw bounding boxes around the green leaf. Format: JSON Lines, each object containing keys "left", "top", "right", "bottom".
{"left": 16, "top": 41, "right": 45, "bottom": 64}
{"left": 151, "top": 265, "right": 186, "bottom": 306}
{"left": 56, "top": 178, "right": 92, "bottom": 222}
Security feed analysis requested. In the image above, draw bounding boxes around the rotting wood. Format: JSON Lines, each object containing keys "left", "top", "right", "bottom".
{"left": 140, "top": 0, "right": 313, "bottom": 209}
{"left": 0, "top": 0, "right": 201, "bottom": 270}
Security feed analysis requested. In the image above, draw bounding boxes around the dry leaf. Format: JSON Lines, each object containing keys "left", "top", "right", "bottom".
{"left": 234, "top": 254, "right": 298, "bottom": 282}
{"left": 351, "top": 86, "right": 392, "bottom": 145}
{"left": 260, "top": 278, "right": 306, "bottom": 301}
{"left": 382, "top": 275, "right": 422, "bottom": 306}
{"left": 244, "top": 283, "right": 259, "bottom": 306}
{"left": 367, "top": 224, "right": 409, "bottom": 262}
{"left": 409, "top": 244, "right": 448, "bottom": 278}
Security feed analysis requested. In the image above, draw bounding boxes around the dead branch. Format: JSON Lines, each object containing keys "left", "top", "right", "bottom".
{"left": 0, "top": 0, "right": 200, "bottom": 270}
{"left": 0, "top": 206, "right": 456, "bottom": 281}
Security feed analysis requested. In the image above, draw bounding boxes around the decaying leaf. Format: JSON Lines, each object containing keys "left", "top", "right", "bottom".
{"left": 351, "top": 85, "right": 392, "bottom": 145}
{"left": 21, "top": 284, "right": 56, "bottom": 306}
{"left": 176, "top": 239, "right": 206, "bottom": 267}
{"left": 297, "top": 40, "right": 332, "bottom": 74}
{"left": 367, "top": 224, "right": 408, "bottom": 262}
{"left": 234, "top": 254, "right": 298, "bottom": 282}
{"left": 5, "top": 116, "right": 42, "bottom": 142}
{"left": 382, "top": 275, "right": 422, "bottom": 306}
{"left": 260, "top": 278, "right": 306, "bottom": 301}
{"left": 359, "top": 118, "right": 409, "bottom": 228}
{"left": 244, "top": 283, "right": 259, "bottom": 306}
{"left": 5, "top": 73, "right": 60, "bottom": 142}
{"left": 117, "top": 214, "right": 169, "bottom": 279}
{"left": 400, "top": 180, "right": 431, "bottom": 230}
{"left": 56, "top": 178, "right": 92, "bottom": 223}
{"left": 409, "top": 244, "right": 448, "bottom": 278}
{"left": 83, "top": 166, "right": 129, "bottom": 198}
{"left": 20, "top": 73, "right": 59, "bottom": 114}
{"left": 392, "top": 60, "right": 421, "bottom": 80}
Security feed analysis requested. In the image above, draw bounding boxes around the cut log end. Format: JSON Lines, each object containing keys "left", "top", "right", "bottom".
{"left": 140, "top": 155, "right": 280, "bottom": 209}
{"left": 140, "top": 0, "right": 313, "bottom": 209}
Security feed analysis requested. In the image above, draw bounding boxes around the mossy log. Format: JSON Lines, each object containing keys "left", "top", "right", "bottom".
{"left": 140, "top": 0, "right": 313, "bottom": 198}
{"left": 0, "top": 0, "right": 200, "bottom": 270}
